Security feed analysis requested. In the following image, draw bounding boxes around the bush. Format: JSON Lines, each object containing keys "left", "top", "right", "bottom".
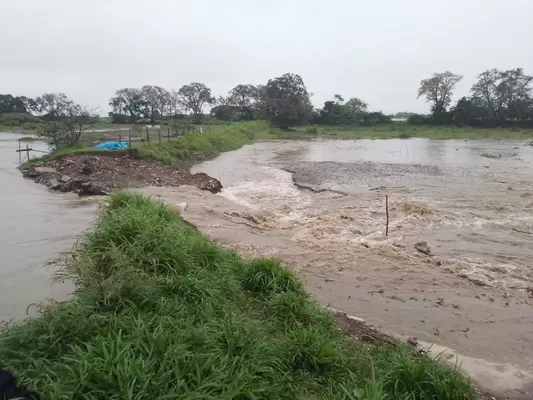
{"left": 0, "top": 113, "right": 42, "bottom": 126}
{"left": 407, "top": 114, "right": 431, "bottom": 125}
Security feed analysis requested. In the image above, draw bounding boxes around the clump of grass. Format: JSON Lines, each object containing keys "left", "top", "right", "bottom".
{"left": 397, "top": 132, "right": 412, "bottom": 139}
{"left": 137, "top": 121, "right": 275, "bottom": 165}
{"left": 0, "top": 193, "right": 475, "bottom": 399}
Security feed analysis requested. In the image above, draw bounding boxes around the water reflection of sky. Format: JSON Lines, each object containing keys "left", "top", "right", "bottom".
{"left": 303, "top": 138, "right": 533, "bottom": 180}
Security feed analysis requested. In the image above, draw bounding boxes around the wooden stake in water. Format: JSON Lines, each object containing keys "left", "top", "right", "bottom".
{"left": 385, "top": 194, "right": 389, "bottom": 237}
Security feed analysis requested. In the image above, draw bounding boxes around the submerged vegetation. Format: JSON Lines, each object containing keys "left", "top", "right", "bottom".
{"left": 0, "top": 193, "right": 475, "bottom": 399}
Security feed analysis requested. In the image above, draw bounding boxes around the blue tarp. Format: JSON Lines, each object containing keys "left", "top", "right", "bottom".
{"left": 95, "top": 141, "right": 129, "bottom": 150}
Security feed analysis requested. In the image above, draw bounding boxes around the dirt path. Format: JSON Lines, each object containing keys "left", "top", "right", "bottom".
{"left": 137, "top": 185, "right": 533, "bottom": 399}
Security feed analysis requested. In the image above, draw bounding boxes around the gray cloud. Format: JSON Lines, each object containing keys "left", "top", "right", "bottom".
{"left": 1, "top": 0, "right": 532, "bottom": 114}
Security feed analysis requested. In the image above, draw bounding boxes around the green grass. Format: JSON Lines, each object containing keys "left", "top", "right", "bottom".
{"left": 136, "top": 121, "right": 276, "bottom": 165}
{"left": 19, "top": 122, "right": 276, "bottom": 169}
{"left": 0, "top": 193, "right": 475, "bottom": 399}
{"left": 294, "top": 124, "right": 533, "bottom": 140}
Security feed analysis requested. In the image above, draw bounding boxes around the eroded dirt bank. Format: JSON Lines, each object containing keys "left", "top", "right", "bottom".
{"left": 21, "top": 151, "right": 222, "bottom": 195}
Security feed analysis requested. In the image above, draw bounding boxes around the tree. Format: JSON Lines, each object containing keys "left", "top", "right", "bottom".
{"left": 33, "top": 93, "right": 73, "bottom": 120}
{"left": 227, "top": 84, "right": 259, "bottom": 120}
{"left": 167, "top": 90, "right": 181, "bottom": 118}
{"left": 36, "top": 94, "right": 98, "bottom": 148}
{"left": 417, "top": 71, "right": 463, "bottom": 123}
{"left": 108, "top": 88, "right": 146, "bottom": 123}
{"left": 265, "top": 73, "right": 313, "bottom": 129}
{"left": 450, "top": 97, "right": 487, "bottom": 126}
{"left": 253, "top": 84, "right": 267, "bottom": 120}
{"left": 343, "top": 97, "right": 368, "bottom": 124}
{"left": 141, "top": 85, "right": 169, "bottom": 124}
{"left": 210, "top": 105, "right": 241, "bottom": 121}
{"left": 471, "top": 68, "right": 533, "bottom": 122}
{"left": 318, "top": 95, "right": 345, "bottom": 125}
{"left": 178, "top": 82, "right": 215, "bottom": 121}
{"left": 315, "top": 95, "right": 370, "bottom": 125}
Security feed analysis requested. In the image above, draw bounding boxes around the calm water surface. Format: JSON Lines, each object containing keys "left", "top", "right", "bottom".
{"left": 0, "top": 133, "right": 97, "bottom": 322}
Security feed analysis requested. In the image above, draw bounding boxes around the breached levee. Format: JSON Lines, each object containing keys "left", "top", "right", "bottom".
{"left": 136, "top": 184, "right": 533, "bottom": 399}
{"left": 0, "top": 192, "right": 476, "bottom": 399}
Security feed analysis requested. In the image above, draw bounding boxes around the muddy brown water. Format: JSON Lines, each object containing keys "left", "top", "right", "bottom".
{"left": 2, "top": 134, "right": 533, "bottom": 397}
{"left": 181, "top": 138, "right": 533, "bottom": 398}
{"left": 0, "top": 133, "right": 98, "bottom": 322}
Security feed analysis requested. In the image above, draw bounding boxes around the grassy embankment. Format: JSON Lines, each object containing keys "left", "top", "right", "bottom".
{"left": 296, "top": 124, "right": 533, "bottom": 140}
{"left": 18, "top": 121, "right": 275, "bottom": 169}
{"left": 0, "top": 192, "right": 475, "bottom": 399}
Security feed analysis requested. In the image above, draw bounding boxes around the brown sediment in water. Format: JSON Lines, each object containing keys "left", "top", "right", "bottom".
{"left": 135, "top": 183, "right": 533, "bottom": 399}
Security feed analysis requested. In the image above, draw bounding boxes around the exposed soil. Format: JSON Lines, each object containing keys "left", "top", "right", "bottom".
{"left": 21, "top": 151, "right": 222, "bottom": 195}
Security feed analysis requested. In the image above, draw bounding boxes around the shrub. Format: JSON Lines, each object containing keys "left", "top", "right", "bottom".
{"left": 0, "top": 113, "right": 42, "bottom": 126}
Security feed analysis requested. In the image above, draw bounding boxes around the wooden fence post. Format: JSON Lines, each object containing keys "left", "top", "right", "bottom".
{"left": 385, "top": 195, "right": 390, "bottom": 237}
{"left": 159, "top": 128, "right": 162, "bottom": 143}
{"left": 146, "top": 126, "right": 150, "bottom": 145}
{"left": 167, "top": 127, "right": 170, "bottom": 142}
{"left": 128, "top": 129, "right": 132, "bottom": 148}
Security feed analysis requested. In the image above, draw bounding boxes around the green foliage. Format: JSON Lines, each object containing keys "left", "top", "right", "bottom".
{"left": 0, "top": 112, "right": 41, "bottom": 125}
{"left": 210, "top": 104, "right": 241, "bottom": 121}
{"left": 0, "top": 94, "right": 35, "bottom": 114}
{"left": 137, "top": 121, "right": 274, "bottom": 164}
{"left": 417, "top": 71, "right": 463, "bottom": 123}
{"left": 265, "top": 73, "right": 313, "bottom": 129}
{"left": 293, "top": 123, "right": 533, "bottom": 140}
{"left": 178, "top": 82, "right": 215, "bottom": 120}
{"left": 0, "top": 193, "right": 475, "bottom": 399}
{"left": 312, "top": 95, "right": 391, "bottom": 126}
{"left": 407, "top": 114, "right": 431, "bottom": 125}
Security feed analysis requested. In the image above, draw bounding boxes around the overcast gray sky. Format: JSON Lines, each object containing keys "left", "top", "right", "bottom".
{"left": 1, "top": 0, "right": 532, "bottom": 114}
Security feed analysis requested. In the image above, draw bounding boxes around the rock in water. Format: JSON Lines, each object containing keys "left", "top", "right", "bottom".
{"left": 414, "top": 241, "right": 432, "bottom": 256}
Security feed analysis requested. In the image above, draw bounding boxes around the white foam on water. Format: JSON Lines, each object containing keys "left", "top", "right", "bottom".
{"left": 219, "top": 166, "right": 313, "bottom": 227}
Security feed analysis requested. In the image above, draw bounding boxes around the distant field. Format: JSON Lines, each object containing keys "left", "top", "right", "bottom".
{"left": 293, "top": 124, "right": 533, "bottom": 140}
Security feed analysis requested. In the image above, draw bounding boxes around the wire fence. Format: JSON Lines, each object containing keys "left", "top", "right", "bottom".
{"left": 82, "top": 123, "right": 227, "bottom": 147}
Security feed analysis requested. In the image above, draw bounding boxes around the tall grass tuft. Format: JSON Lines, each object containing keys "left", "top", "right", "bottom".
{"left": 0, "top": 193, "right": 476, "bottom": 399}
{"left": 137, "top": 121, "right": 274, "bottom": 165}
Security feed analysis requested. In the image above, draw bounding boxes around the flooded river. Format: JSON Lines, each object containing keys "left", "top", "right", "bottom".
{"left": 0, "top": 134, "right": 97, "bottom": 322}
{"left": 177, "top": 137, "right": 532, "bottom": 395}
{"left": 194, "top": 138, "right": 533, "bottom": 289}
{"left": 2, "top": 134, "right": 533, "bottom": 395}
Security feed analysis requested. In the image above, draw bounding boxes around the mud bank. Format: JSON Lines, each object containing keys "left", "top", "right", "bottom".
{"left": 21, "top": 151, "right": 222, "bottom": 195}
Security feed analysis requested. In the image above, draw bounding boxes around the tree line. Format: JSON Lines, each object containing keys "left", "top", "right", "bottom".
{"left": 1, "top": 67, "right": 532, "bottom": 132}
{"left": 415, "top": 68, "right": 533, "bottom": 127}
